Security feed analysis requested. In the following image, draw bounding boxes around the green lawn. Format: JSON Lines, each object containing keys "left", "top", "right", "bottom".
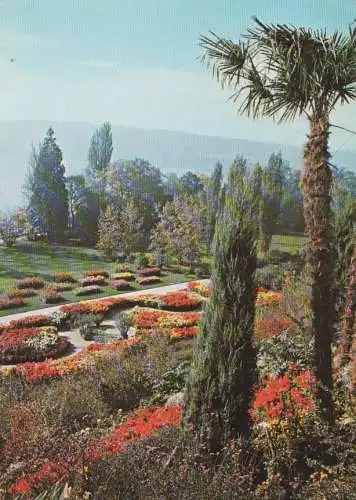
{"left": 0, "top": 242, "right": 196, "bottom": 316}
{"left": 269, "top": 234, "right": 307, "bottom": 254}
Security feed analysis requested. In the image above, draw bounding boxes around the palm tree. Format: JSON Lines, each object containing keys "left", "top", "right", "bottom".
{"left": 199, "top": 18, "right": 356, "bottom": 424}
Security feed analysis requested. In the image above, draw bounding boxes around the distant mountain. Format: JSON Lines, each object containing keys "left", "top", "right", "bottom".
{"left": 0, "top": 121, "right": 355, "bottom": 209}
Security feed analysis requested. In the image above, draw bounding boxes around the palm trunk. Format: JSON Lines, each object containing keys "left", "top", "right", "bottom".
{"left": 302, "top": 116, "right": 335, "bottom": 425}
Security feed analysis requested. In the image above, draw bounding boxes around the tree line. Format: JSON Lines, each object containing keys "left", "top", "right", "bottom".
{"left": 0, "top": 123, "right": 355, "bottom": 269}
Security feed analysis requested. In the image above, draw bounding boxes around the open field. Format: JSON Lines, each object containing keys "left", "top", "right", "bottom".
{"left": 0, "top": 242, "right": 196, "bottom": 316}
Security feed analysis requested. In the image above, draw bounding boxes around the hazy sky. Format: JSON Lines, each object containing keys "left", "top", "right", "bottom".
{"left": 1, "top": 0, "right": 356, "bottom": 151}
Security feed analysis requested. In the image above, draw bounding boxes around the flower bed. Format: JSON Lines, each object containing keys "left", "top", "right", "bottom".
{"left": 79, "top": 275, "right": 107, "bottom": 286}
{"left": 47, "top": 282, "right": 74, "bottom": 292}
{"left": 16, "top": 276, "right": 45, "bottom": 289}
{"left": 75, "top": 285, "right": 102, "bottom": 296}
{"left": 6, "top": 314, "right": 50, "bottom": 329}
{"left": 83, "top": 269, "right": 110, "bottom": 278}
{"left": 116, "top": 264, "right": 134, "bottom": 273}
{"left": 126, "top": 307, "right": 202, "bottom": 338}
{"left": 5, "top": 288, "right": 38, "bottom": 298}
{"left": 160, "top": 291, "right": 201, "bottom": 311}
{"left": 110, "top": 279, "right": 132, "bottom": 290}
{"left": 0, "top": 297, "right": 26, "bottom": 310}
{"left": 112, "top": 272, "right": 136, "bottom": 281}
{"left": 136, "top": 276, "right": 161, "bottom": 285}
{"left": 138, "top": 267, "right": 162, "bottom": 277}
{"left": 42, "top": 289, "right": 64, "bottom": 304}
{"left": 53, "top": 272, "right": 76, "bottom": 283}
{"left": 0, "top": 326, "right": 69, "bottom": 364}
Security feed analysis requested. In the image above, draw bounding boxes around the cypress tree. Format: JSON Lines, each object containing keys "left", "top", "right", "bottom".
{"left": 183, "top": 167, "right": 258, "bottom": 451}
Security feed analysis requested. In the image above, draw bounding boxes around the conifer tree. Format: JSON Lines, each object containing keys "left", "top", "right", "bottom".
{"left": 184, "top": 166, "right": 258, "bottom": 451}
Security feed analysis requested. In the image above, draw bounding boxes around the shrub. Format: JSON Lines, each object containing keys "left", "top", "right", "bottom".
{"left": 79, "top": 275, "right": 107, "bottom": 286}
{"left": 0, "top": 297, "right": 26, "bottom": 310}
{"left": 136, "top": 276, "right": 161, "bottom": 285}
{"left": 83, "top": 269, "right": 110, "bottom": 278}
{"left": 135, "top": 253, "right": 149, "bottom": 269}
{"left": 16, "top": 276, "right": 45, "bottom": 289}
{"left": 70, "top": 312, "right": 103, "bottom": 340}
{"left": 194, "top": 264, "right": 211, "bottom": 278}
{"left": 112, "top": 272, "right": 136, "bottom": 281}
{"left": 53, "top": 272, "right": 76, "bottom": 283}
{"left": 5, "top": 288, "right": 37, "bottom": 298}
{"left": 110, "top": 279, "right": 132, "bottom": 290}
{"left": 75, "top": 286, "right": 102, "bottom": 296}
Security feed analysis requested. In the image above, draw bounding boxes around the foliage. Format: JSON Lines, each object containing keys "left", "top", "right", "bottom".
{"left": 79, "top": 275, "right": 107, "bottom": 286}
{"left": 25, "top": 127, "right": 69, "bottom": 242}
{"left": 151, "top": 361, "right": 190, "bottom": 404}
{"left": 134, "top": 253, "right": 149, "bottom": 269}
{"left": 255, "top": 264, "right": 283, "bottom": 290}
{"left": 184, "top": 165, "right": 258, "bottom": 450}
{"left": 42, "top": 288, "right": 64, "bottom": 304}
{"left": 83, "top": 269, "right": 110, "bottom": 278}
{"left": 257, "top": 332, "right": 313, "bottom": 378}
{"left": 5, "top": 288, "right": 38, "bottom": 298}
{"left": 0, "top": 211, "right": 19, "bottom": 247}
{"left": 70, "top": 312, "right": 103, "bottom": 340}
{"left": 96, "top": 205, "right": 121, "bottom": 260}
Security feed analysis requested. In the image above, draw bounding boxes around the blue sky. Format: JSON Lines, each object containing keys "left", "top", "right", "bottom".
{"left": 1, "top": 0, "right": 356, "bottom": 150}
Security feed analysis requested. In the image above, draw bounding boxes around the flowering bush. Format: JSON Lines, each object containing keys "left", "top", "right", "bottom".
{"left": 110, "top": 279, "right": 132, "bottom": 290}
{"left": 7, "top": 405, "right": 182, "bottom": 496}
{"left": 76, "top": 285, "right": 102, "bottom": 296}
{"left": 5, "top": 288, "right": 38, "bottom": 298}
{"left": 16, "top": 276, "right": 45, "bottom": 289}
{"left": 251, "top": 368, "right": 315, "bottom": 423}
{"left": 160, "top": 291, "right": 201, "bottom": 311}
{"left": 138, "top": 267, "right": 162, "bottom": 277}
{"left": 83, "top": 269, "right": 110, "bottom": 278}
{"left": 0, "top": 326, "right": 69, "bottom": 363}
{"left": 112, "top": 272, "right": 136, "bottom": 281}
{"left": 0, "top": 297, "right": 26, "bottom": 310}
{"left": 79, "top": 275, "right": 107, "bottom": 286}
{"left": 136, "top": 276, "right": 161, "bottom": 285}
{"left": 53, "top": 272, "right": 76, "bottom": 283}
{"left": 87, "top": 405, "right": 182, "bottom": 460}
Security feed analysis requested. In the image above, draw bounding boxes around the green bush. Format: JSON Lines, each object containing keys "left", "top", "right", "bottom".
{"left": 134, "top": 253, "right": 149, "bottom": 269}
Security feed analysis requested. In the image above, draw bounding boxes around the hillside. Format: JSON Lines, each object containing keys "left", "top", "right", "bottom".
{"left": 0, "top": 121, "right": 356, "bottom": 208}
